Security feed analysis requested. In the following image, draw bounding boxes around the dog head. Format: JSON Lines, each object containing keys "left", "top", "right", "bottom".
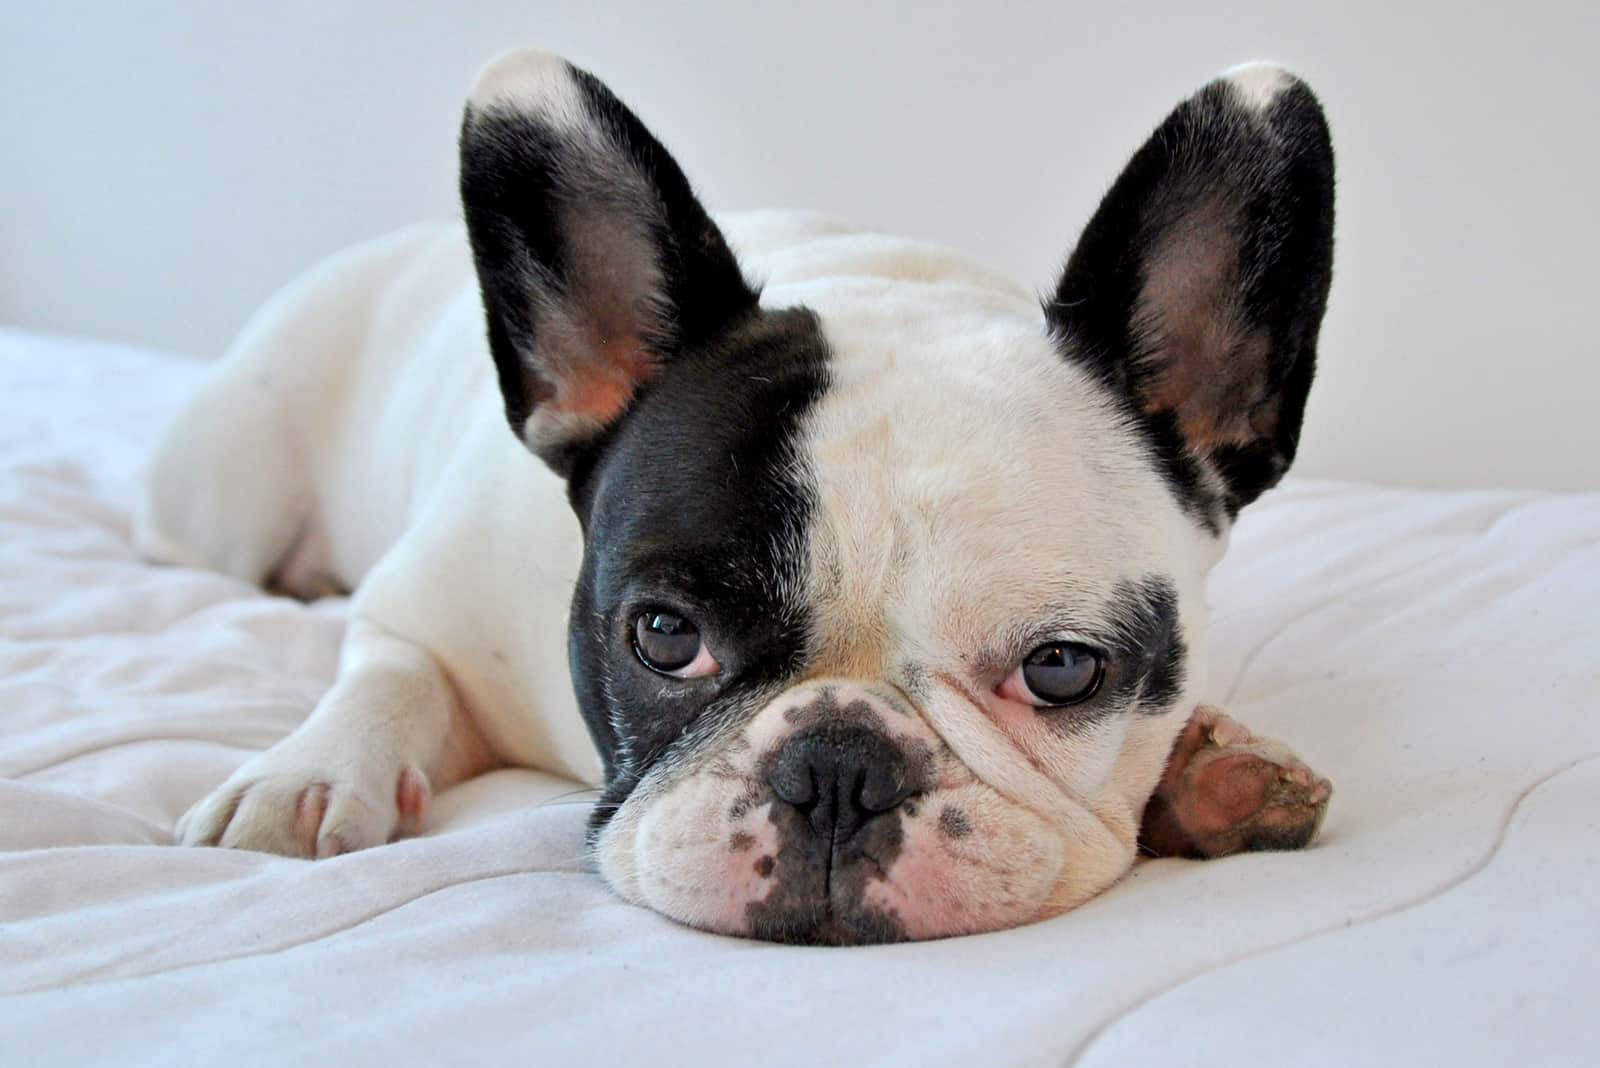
{"left": 459, "top": 51, "right": 1334, "bottom": 943}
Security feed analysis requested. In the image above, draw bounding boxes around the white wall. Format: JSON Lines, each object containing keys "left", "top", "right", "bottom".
{"left": 2, "top": 1, "right": 1595, "bottom": 490}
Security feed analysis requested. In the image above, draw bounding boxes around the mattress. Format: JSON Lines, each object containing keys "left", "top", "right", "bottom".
{"left": 2, "top": 326, "right": 1596, "bottom": 1066}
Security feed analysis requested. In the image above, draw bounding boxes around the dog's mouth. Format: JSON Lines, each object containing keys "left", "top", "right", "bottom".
{"left": 738, "top": 775, "right": 917, "bottom": 945}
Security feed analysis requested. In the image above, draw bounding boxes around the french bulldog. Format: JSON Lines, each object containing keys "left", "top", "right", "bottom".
{"left": 138, "top": 49, "right": 1335, "bottom": 944}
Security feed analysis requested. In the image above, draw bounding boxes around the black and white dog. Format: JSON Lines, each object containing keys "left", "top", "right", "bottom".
{"left": 140, "top": 50, "right": 1335, "bottom": 944}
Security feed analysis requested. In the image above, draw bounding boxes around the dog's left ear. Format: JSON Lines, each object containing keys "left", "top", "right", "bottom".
{"left": 1047, "top": 65, "right": 1335, "bottom": 517}
{"left": 459, "top": 49, "right": 759, "bottom": 476}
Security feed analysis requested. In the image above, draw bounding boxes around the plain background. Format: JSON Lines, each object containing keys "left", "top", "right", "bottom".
{"left": 2, "top": 1, "right": 1594, "bottom": 490}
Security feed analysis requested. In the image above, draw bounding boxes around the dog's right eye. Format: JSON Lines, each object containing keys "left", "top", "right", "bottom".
{"left": 633, "top": 611, "right": 720, "bottom": 678}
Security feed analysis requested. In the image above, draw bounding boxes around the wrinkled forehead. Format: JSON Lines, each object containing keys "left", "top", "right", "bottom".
{"left": 792, "top": 289, "right": 1209, "bottom": 665}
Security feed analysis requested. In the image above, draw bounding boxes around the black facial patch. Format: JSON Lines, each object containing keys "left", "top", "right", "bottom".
{"left": 1104, "top": 576, "right": 1186, "bottom": 712}
{"left": 575, "top": 308, "right": 831, "bottom": 837}
{"left": 1046, "top": 75, "right": 1335, "bottom": 524}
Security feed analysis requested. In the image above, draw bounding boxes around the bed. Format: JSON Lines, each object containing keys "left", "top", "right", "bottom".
{"left": 3, "top": 325, "right": 1597, "bottom": 1065}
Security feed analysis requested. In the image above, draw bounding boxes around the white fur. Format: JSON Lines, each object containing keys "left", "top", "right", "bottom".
{"left": 141, "top": 212, "right": 1221, "bottom": 933}
{"left": 1219, "top": 61, "right": 1295, "bottom": 111}
{"left": 468, "top": 48, "right": 591, "bottom": 131}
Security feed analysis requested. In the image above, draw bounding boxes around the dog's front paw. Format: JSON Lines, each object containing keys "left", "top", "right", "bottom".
{"left": 177, "top": 747, "right": 431, "bottom": 859}
{"left": 1139, "top": 705, "right": 1331, "bottom": 859}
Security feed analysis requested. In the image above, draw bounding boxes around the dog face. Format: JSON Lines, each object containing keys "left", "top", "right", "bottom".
{"left": 460, "top": 51, "right": 1334, "bottom": 942}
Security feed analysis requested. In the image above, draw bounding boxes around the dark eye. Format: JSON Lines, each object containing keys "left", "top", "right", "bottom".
{"left": 1000, "top": 642, "right": 1105, "bottom": 707}
{"left": 633, "top": 611, "right": 718, "bottom": 678}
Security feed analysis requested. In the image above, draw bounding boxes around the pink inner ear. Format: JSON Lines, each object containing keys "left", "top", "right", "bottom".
{"left": 1134, "top": 204, "right": 1277, "bottom": 451}
{"left": 538, "top": 203, "right": 669, "bottom": 429}
{"left": 553, "top": 333, "right": 658, "bottom": 425}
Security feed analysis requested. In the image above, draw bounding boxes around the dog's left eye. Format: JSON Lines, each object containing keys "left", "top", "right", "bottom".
{"left": 633, "top": 611, "right": 720, "bottom": 679}
{"left": 998, "top": 641, "right": 1105, "bottom": 708}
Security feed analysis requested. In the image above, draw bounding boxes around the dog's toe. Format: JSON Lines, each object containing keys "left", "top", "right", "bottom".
{"left": 176, "top": 759, "right": 428, "bottom": 859}
{"left": 176, "top": 783, "right": 246, "bottom": 848}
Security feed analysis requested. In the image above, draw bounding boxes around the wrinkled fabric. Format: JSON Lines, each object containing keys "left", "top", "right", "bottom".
{"left": 2, "top": 328, "right": 1596, "bottom": 1066}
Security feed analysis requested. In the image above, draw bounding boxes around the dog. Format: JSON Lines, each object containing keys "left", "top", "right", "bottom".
{"left": 138, "top": 49, "right": 1335, "bottom": 944}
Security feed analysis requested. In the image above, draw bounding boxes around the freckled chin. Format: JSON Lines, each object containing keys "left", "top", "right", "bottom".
{"left": 604, "top": 772, "right": 1110, "bottom": 943}
{"left": 857, "top": 792, "right": 1075, "bottom": 940}
{"left": 606, "top": 776, "right": 783, "bottom": 937}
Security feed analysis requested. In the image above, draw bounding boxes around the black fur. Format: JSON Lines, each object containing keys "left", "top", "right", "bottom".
{"left": 1106, "top": 576, "right": 1186, "bottom": 712}
{"left": 1047, "top": 74, "right": 1336, "bottom": 521}
{"left": 573, "top": 309, "right": 831, "bottom": 826}
{"left": 459, "top": 57, "right": 760, "bottom": 474}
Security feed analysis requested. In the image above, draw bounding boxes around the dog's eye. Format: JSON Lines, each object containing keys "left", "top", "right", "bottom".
{"left": 633, "top": 611, "right": 720, "bottom": 678}
{"left": 999, "top": 642, "right": 1104, "bottom": 708}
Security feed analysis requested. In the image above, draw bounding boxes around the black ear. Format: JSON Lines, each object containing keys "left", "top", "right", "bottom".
{"left": 459, "top": 50, "right": 760, "bottom": 475}
{"left": 1047, "top": 64, "right": 1335, "bottom": 520}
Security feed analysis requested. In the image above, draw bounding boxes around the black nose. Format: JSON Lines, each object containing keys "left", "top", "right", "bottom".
{"left": 768, "top": 726, "right": 914, "bottom": 839}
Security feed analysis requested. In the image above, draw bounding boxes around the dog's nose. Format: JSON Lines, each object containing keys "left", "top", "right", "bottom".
{"left": 768, "top": 726, "right": 914, "bottom": 839}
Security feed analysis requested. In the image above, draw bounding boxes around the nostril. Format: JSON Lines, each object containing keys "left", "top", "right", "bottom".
{"left": 858, "top": 759, "right": 911, "bottom": 814}
{"left": 767, "top": 726, "right": 914, "bottom": 837}
{"left": 771, "top": 743, "right": 818, "bottom": 808}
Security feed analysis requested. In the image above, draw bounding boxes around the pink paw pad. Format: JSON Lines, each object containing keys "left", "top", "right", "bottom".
{"left": 1141, "top": 706, "right": 1332, "bottom": 859}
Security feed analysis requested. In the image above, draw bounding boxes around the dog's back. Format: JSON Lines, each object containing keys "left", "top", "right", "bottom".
{"left": 137, "top": 222, "right": 480, "bottom": 592}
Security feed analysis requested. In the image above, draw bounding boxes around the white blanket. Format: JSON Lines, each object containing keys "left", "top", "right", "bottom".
{"left": 3, "top": 326, "right": 1597, "bottom": 1066}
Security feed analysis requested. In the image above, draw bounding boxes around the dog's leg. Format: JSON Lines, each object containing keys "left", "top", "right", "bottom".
{"left": 1138, "top": 705, "right": 1332, "bottom": 859}
{"left": 177, "top": 617, "right": 496, "bottom": 857}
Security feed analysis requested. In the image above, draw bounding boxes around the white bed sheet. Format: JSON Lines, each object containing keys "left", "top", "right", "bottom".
{"left": 2, "top": 327, "right": 1597, "bottom": 1066}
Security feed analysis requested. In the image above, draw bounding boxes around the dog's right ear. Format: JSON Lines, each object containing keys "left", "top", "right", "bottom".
{"left": 1046, "top": 65, "right": 1335, "bottom": 520}
{"left": 460, "top": 50, "right": 759, "bottom": 475}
